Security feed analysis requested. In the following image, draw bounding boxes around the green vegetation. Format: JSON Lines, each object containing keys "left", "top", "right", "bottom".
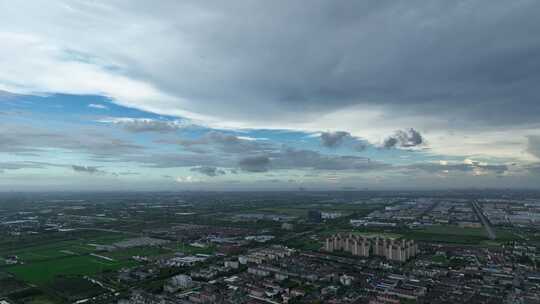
{"left": 257, "top": 207, "right": 314, "bottom": 217}
{"left": 6, "top": 255, "right": 137, "bottom": 284}
{"left": 431, "top": 254, "right": 448, "bottom": 264}
{"left": 421, "top": 225, "right": 487, "bottom": 236}
{"left": 48, "top": 277, "right": 106, "bottom": 301}
{"left": 102, "top": 246, "right": 170, "bottom": 260}
{"left": 403, "top": 225, "right": 489, "bottom": 244}
{"left": 167, "top": 242, "right": 216, "bottom": 255}
{"left": 0, "top": 232, "right": 131, "bottom": 263}
{"left": 257, "top": 203, "right": 382, "bottom": 218}
{"left": 286, "top": 238, "right": 322, "bottom": 251}
{"left": 0, "top": 231, "right": 137, "bottom": 286}
{"left": 5, "top": 242, "right": 95, "bottom": 263}
{"left": 399, "top": 225, "right": 522, "bottom": 245}
{"left": 493, "top": 228, "right": 520, "bottom": 242}
{"left": 22, "top": 294, "right": 59, "bottom": 304}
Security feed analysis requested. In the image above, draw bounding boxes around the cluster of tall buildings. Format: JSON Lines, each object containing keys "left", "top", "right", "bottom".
{"left": 324, "top": 234, "right": 418, "bottom": 262}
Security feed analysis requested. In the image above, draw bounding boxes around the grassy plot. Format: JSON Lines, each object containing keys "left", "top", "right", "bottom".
{"left": 166, "top": 242, "right": 216, "bottom": 255}
{"left": 1, "top": 240, "right": 96, "bottom": 263}
{"left": 0, "top": 231, "right": 141, "bottom": 287}
{"left": 48, "top": 277, "right": 106, "bottom": 301}
{"left": 84, "top": 233, "right": 131, "bottom": 245}
{"left": 257, "top": 204, "right": 380, "bottom": 218}
{"left": 20, "top": 294, "right": 59, "bottom": 304}
{"left": 285, "top": 238, "right": 322, "bottom": 251}
{"left": 422, "top": 225, "right": 488, "bottom": 236}
{"left": 257, "top": 208, "right": 313, "bottom": 217}
{"left": 0, "top": 277, "right": 29, "bottom": 296}
{"left": 6, "top": 255, "right": 137, "bottom": 284}
{"left": 431, "top": 254, "right": 449, "bottom": 264}
{"left": 404, "top": 225, "right": 488, "bottom": 244}
{"left": 102, "top": 246, "right": 171, "bottom": 260}
{"left": 0, "top": 232, "right": 130, "bottom": 263}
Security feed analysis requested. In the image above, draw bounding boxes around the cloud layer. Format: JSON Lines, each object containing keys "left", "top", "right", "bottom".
{"left": 2, "top": 1, "right": 540, "bottom": 130}
{"left": 1, "top": 1, "right": 540, "bottom": 190}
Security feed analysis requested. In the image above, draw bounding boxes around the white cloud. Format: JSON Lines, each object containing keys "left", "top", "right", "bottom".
{"left": 88, "top": 103, "right": 108, "bottom": 109}
{"left": 0, "top": 31, "right": 217, "bottom": 124}
{"left": 1, "top": 1, "right": 539, "bottom": 164}
{"left": 175, "top": 176, "right": 200, "bottom": 183}
{"left": 237, "top": 136, "right": 268, "bottom": 141}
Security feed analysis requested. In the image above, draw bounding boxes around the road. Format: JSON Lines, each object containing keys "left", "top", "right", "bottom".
{"left": 472, "top": 201, "right": 496, "bottom": 240}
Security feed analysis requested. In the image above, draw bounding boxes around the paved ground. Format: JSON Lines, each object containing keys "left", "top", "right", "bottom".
{"left": 472, "top": 201, "right": 496, "bottom": 240}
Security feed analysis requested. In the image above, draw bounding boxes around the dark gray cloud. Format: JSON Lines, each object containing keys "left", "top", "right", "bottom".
{"left": 3, "top": 1, "right": 540, "bottom": 132}
{"left": 71, "top": 165, "right": 104, "bottom": 174}
{"left": 320, "top": 131, "right": 350, "bottom": 148}
{"left": 320, "top": 131, "right": 368, "bottom": 151}
{"left": 384, "top": 129, "right": 424, "bottom": 148}
{"left": 123, "top": 153, "right": 222, "bottom": 168}
{"left": 89, "top": 1, "right": 540, "bottom": 127}
{"left": 0, "top": 162, "right": 46, "bottom": 171}
{"left": 408, "top": 161, "right": 508, "bottom": 176}
{"left": 527, "top": 135, "right": 540, "bottom": 159}
{"left": 353, "top": 142, "right": 367, "bottom": 152}
{"left": 122, "top": 131, "right": 382, "bottom": 172}
{"left": 271, "top": 148, "right": 384, "bottom": 171}
{"left": 190, "top": 166, "right": 226, "bottom": 177}
{"left": 0, "top": 124, "right": 144, "bottom": 158}
{"left": 0, "top": 90, "right": 20, "bottom": 100}
{"left": 526, "top": 163, "right": 540, "bottom": 175}
{"left": 108, "top": 118, "right": 184, "bottom": 133}
{"left": 237, "top": 148, "right": 388, "bottom": 173}
{"left": 238, "top": 155, "right": 271, "bottom": 172}
{"left": 383, "top": 137, "right": 399, "bottom": 149}
{"left": 0, "top": 161, "right": 111, "bottom": 175}
{"left": 117, "top": 171, "right": 140, "bottom": 176}
{"left": 178, "top": 131, "right": 273, "bottom": 154}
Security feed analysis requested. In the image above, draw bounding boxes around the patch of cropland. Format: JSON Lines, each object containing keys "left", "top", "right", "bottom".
{"left": 403, "top": 225, "right": 489, "bottom": 244}
{"left": 6, "top": 255, "right": 137, "bottom": 284}
{"left": 47, "top": 277, "right": 107, "bottom": 302}
{"left": 0, "top": 231, "right": 134, "bottom": 284}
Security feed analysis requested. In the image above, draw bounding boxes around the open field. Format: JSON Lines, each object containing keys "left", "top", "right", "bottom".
{"left": 257, "top": 208, "right": 316, "bottom": 217}
{"left": 0, "top": 233, "right": 131, "bottom": 263}
{"left": 419, "top": 225, "right": 487, "bottom": 236}
{"left": 257, "top": 203, "right": 383, "bottom": 218}
{"left": 49, "top": 277, "right": 107, "bottom": 301}
{"left": 102, "top": 246, "right": 171, "bottom": 260}
{"left": 6, "top": 255, "right": 137, "bottom": 284}
{"left": 2, "top": 241, "right": 95, "bottom": 263}
{"left": 21, "top": 294, "right": 59, "bottom": 304}
{"left": 0, "top": 230, "right": 130, "bottom": 252}
{"left": 166, "top": 242, "right": 217, "bottom": 255}
{"left": 0, "top": 231, "right": 138, "bottom": 285}
{"left": 285, "top": 238, "right": 322, "bottom": 251}
{"left": 404, "top": 225, "right": 488, "bottom": 244}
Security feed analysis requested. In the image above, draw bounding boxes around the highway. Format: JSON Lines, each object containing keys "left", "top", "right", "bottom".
{"left": 472, "top": 201, "right": 496, "bottom": 240}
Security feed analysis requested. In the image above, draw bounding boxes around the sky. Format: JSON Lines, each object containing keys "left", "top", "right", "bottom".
{"left": 1, "top": 0, "right": 540, "bottom": 191}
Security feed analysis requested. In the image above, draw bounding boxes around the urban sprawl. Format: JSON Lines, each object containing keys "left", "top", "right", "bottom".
{"left": 0, "top": 191, "right": 539, "bottom": 304}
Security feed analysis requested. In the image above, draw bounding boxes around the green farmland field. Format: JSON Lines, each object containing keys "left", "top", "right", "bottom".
{"left": 404, "top": 225, "right": 488, "bottom": 244}
{"left": 102, "top": 246, "right": 170, "bottom": 260}
{"left": 6, "top": 255, "right": 137, "bottom": 284}
{"left": 0, "top": 231, "right": 137, "bottom": 285}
